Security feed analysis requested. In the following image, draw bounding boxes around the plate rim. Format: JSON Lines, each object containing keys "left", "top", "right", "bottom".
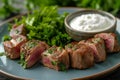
{"left": 0, "top": 7, "right": 120, "bottom": 80}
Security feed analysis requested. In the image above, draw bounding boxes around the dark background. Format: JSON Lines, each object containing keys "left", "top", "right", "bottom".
{"left": 0, "top": 0, "right": 120, "bottom": 20}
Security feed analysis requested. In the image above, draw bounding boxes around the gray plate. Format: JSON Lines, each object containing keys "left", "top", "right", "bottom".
{"left": 0, "top": 8, "right": 120, "bottom": 80}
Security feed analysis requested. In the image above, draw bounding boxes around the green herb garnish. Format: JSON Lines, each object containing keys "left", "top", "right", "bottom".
{"left": 48, "top": 49, "right": 53, "bottom": 54}
{"left": 51, "top": 61, "right": 58, "bottom": 66}
{"left": 58, "top": 47, "right": 62, "bottom": 51}
{"left": 59, "top": 62, "right": 66, "bottom": 71}
{"left": 67, "top": 44, "right": 73, "bottom": 48}
{"left": 2, "top": 35, "right": 11, "bottom": 41}
{"left": 15, "top": 30, "right": 20, "bottom": 34}
{"left": 27, "top": 42, "right": 37, "bottom": 49}
{"left": 0, "top": 52, "right": 5, "bottom": 56}
{"left": 92, "top": 38, "right": 101, "bottom": 43}
{"left": 16, "top": 37, "right": 23, "bottom": 42}
{"left": 19, "top": 52, "right": 27, "bottom": 68}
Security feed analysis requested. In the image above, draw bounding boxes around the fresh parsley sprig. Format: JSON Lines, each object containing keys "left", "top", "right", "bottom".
{"left": 15, "top": 6, "right": 72, "bottom": 47}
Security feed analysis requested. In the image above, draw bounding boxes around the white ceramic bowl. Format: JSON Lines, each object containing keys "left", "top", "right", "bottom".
{"left": 64, "top": 9, "right": 117, "bottom": 41}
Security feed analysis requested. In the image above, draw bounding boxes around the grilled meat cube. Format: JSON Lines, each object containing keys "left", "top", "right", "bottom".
{"left": 79, "top": 38, "right": 106, "bottom": 62}
{"left": 3, "top": 35, "right": 27, "bottom": 59}
{"left": 42, "top": 46, "right": 69, "bottom": 71}
{"left": 66, "top": 42, "right": 94, "bottom": 69}
{"left": 95, "top": 33, "right": 120, "bottom": 53}
{"left": 71, "top": 43, "right": 94, "bottom": 69}
{"left": 10, "top": 24, "right": 26, "bottom": 38}
{"left": 20, "top": 40, "right": 49, "bottom": 68}
{"left": 65, "top": 42, "right": 78, "bottom": 66}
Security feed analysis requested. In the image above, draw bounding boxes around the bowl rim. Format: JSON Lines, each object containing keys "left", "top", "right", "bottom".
{"left": 64, "top": 9, "right": 117, "bottom": 34}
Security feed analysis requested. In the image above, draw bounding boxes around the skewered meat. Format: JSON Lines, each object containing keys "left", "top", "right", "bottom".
{"left": 66, "top": 43, "right": 94, "bottom": 69}
{"left": 79, "top": 38, "right": 106, "bottom": 62}
{"left": 42, "top": 46, "right": 69, "bottom": 71}
{"left": 20, "top": 40, "right": 49, "bottom": 68}
{"left": 95, "top": 33, "right": 120, "bottom": 53}
{"left": 3, "top": 35, "right": 27, "bottom": 59}
{"left": 10, "top": 24, "right": 26, "bottom": 38}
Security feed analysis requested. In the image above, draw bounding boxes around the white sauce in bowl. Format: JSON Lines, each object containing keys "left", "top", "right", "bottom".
{"left": 70, "top": 14, "right": 113, "bottom": 32}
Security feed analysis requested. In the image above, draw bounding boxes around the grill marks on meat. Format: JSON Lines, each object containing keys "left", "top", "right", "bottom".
{"left": 3, "top": 35, "right": 27, "bottom": 59}
{"left": 42, "top": 46, "right": 69, "bottom": 71}
{"left": 95, "top": 33, "right": 120, "bottom": 53}
{"left": 20, "top": 40, "right": 49, "bottom": 68}
{"left": 79, "top": 38, "right": 106, "bottom": 62}
{"left": 65, "top": 43, "right": 94, "bottom": 69}
{"left": 10, "top": 24, "right": 26, "bottom": 38}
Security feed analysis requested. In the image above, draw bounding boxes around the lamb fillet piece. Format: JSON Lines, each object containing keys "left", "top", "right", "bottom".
{"left": 79, "top": 38, "right": 106, "bottom": 62}
{"left": 65, "top": 42, "right": 78, "bottom": 66}
{"left": 3, "top": 35, "right": 27, "bottom": 59}
{"left": 95, "top": 33, "right": 120, "bottom": 53}
{"left": 66, "top": 43, "right": 94, "bottom": 69}
{"left": 10, "top": 24, "right": 26, "bottom": 38}
{"left": 20, "top": 40, "right": 49, "bottom": 68}
{"left": 42, "top": 46, "right": 69, "bottom": 71}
